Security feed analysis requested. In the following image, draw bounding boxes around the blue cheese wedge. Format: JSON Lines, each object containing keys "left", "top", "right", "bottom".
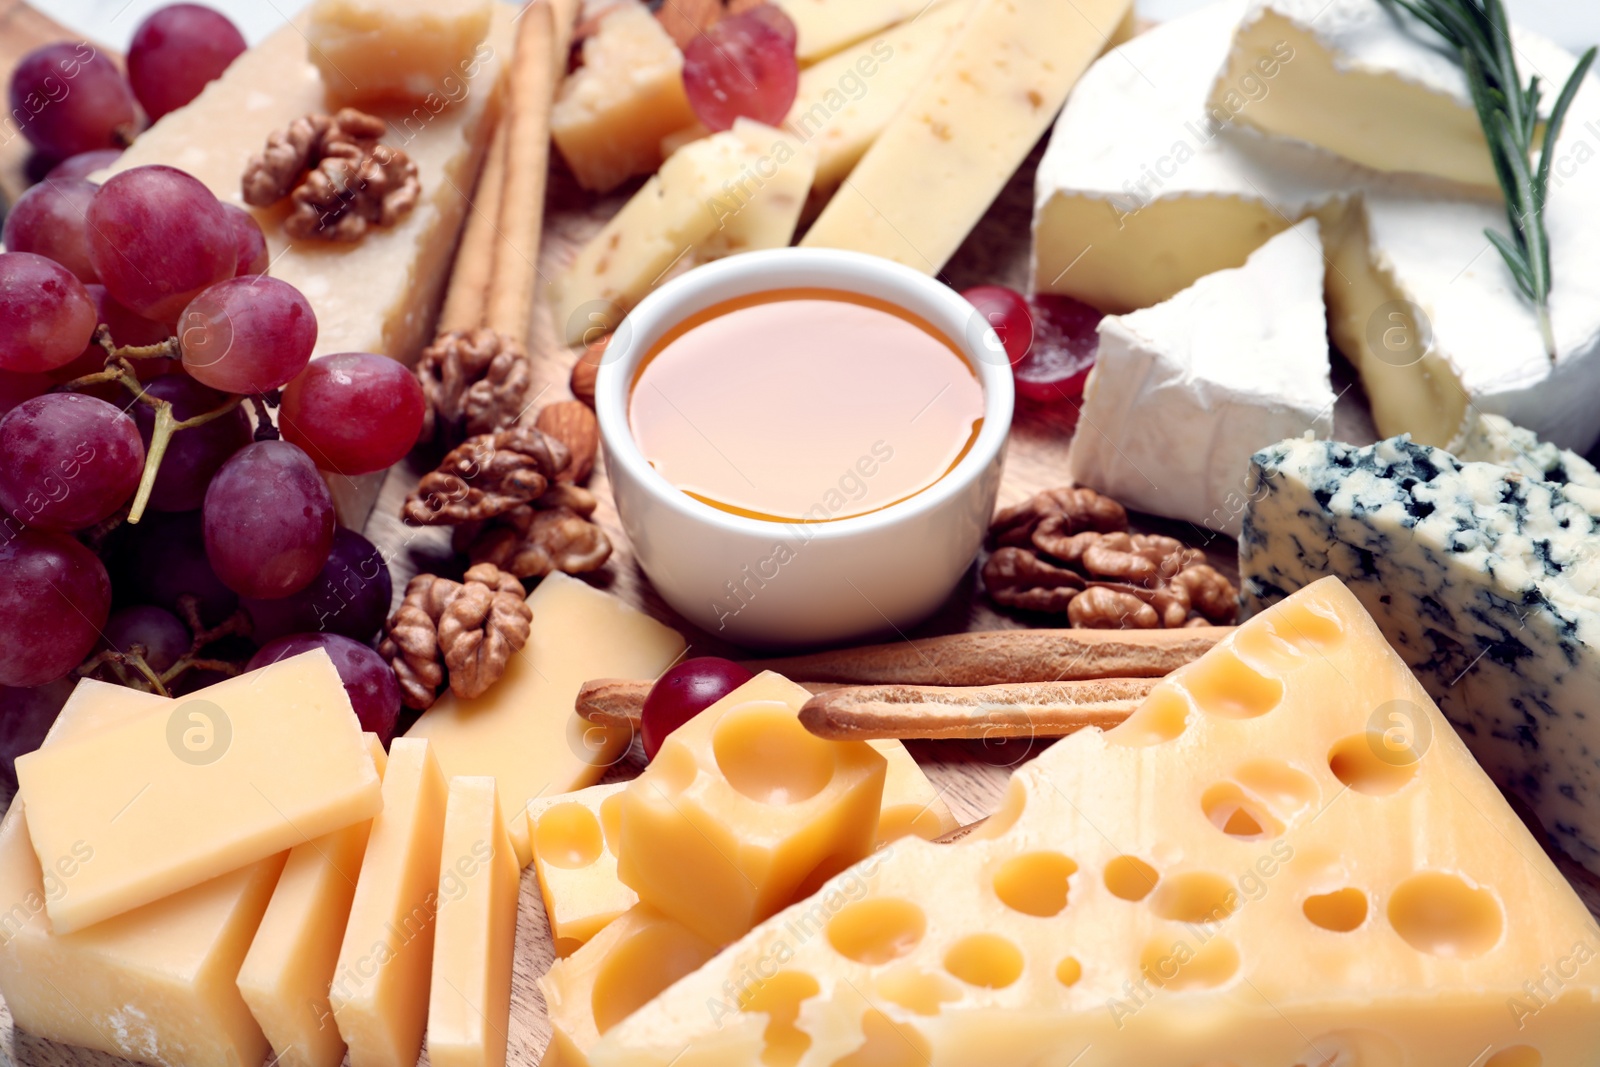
{"left": 1241, "top": 433, "right": 1600, "bottom": 871}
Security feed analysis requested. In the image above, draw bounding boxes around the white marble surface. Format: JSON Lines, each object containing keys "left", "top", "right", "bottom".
{"left": 40, "top": 0, "right": 1600, "bottom": 52}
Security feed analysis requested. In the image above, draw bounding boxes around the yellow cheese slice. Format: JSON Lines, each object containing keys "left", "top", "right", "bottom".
{"left": 0, "top": 681, "right": 284, "bottom": 1067}
{"left": 614, "top": 672, "right": 887, "bottom": 945}
{"left": 800, "top": 0, "right": 1133, "bottom": 273}
{"left": 307, "top": 0, "right": 495, "bottom": 108}
{"left": 540, "top": 905, "right": 719, "bottom": 1067}
{"left": 868, "top": 739, "right": 959, "bottom": 844}
{"left": 15, "top": 650, "right": 379, "bottom": 935}
{"left": 428, "top": 776, "right": 521, "bottom": 1067}
{"left": 527, "top": 783, "right": 639, "bottom": 957}
{"left": 406, "top": 572, "right": 686, "bottom": 866}
{"left": 331, "top": 737, "right": 449, "bottom": 1067}
{"left": 237, "top": 733, "right": 390, "bottom": 1067}
{"left": 774, "top": 0, "right": 949, "bottom": 63}
{"left": 588, "top": 578, "right": 1600, "bottom": 1066}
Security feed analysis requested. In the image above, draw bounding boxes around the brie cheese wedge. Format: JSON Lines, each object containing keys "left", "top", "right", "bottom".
{"left": 1068, "top": 219, "right": 1333, "bottom": 538}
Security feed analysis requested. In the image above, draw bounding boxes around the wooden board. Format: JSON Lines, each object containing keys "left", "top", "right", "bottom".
{"left": 2, "top": 2, "right": 1599, "bottom": 1065}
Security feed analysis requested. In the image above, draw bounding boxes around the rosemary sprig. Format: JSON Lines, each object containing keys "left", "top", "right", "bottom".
{"left": 1388, "top": 0, "right": 1596, "bottom": 361}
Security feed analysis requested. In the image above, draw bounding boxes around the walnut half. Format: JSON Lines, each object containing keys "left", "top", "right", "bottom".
{"left": 378, "top": 564, "right": 533, "bottom": 710}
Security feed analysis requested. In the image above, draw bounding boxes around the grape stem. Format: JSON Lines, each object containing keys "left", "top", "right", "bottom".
{"left": 75, "top": 597, "right": 254, "bottom": 697}
{"left": 77, "top": 647, "right": 170, "bottom": 697}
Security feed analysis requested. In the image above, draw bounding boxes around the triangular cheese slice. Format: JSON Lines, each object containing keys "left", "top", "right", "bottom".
{"left": 587, "top": 578, "right": 1600, "bottom": 1066}
{"left": 1067, "top": 218, "right": 1333, "bottom": 538}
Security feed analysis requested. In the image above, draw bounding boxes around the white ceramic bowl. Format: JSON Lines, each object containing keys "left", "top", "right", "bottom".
{"left": 595, "top": 249, "right": 1014, "bottom": 648}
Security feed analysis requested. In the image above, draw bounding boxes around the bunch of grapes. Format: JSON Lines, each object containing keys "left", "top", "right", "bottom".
{"left": 0, "top": 153, "right": 422, "bottom": 743}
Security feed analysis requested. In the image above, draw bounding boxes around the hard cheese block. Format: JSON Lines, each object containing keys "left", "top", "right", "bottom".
{"left": 527, "top": 783, "right": 638, "bottom": 957}
{"left": 1032, "top": 0, "right": 1600, "bottom": 452}
{"left": 540, "top": 905, "right": 718, "bottom": 1067}
{"left": 1214, "top": 0, "right": 1496, "bottom": 187}
{"left": 406, "top": 571, "right": 686, "bottom": 867}
{"left": 1449, "top": 411, "right": 1600, "bottom": 510}
{"left": 590, "top": 578, "right": 1600, "bottom": 1066}
{"left": 0, "top": 681, "right": 284, "bottom": 1067}
{"left": 1067, "top": 218, "right": 1334, "bottom": 538}
{"left": 1240, "top": 434, "right": 1600, "bottom": 874}
{"left": 614, "top": 672, "right": 887, "bottom": 945}
{"left": 553, "top": 122, "right": 816, "bottom": 344}
{"left": 331, "top": 737, "right": 449, "bottom": 1067}
{"left": 15, "top": 650, "right": 379, "bottom": 934}
{"left": 774, "top": 0, "right": 947, "bottom": 63}
{"left": 429, "top": 776, "right": 521, "bottom": 1067}
{"left": 237, "top": 733, "right": 390, "bottom": 1067}
{"left": 307, "top": 0, "right": 495, "bottom": 107}
{"left": 868, "top": 739, "right": 959, "bottom": 844}
{"left": 801, "top": 0, "right": 1133, "bottom": 273}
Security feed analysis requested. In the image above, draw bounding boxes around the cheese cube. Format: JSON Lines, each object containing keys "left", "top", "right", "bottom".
{"left": 1214, "top": 0, "right": 1496, "bottom": 189}
{"left": 551, "top": 3, "right": 697, "bottom": 192}
{"left": 331, "top": 737, "right": 449, "bottom": 1067}
{"left": 539, "top": 905, "right": 718, "bottom": 1067}
{"left": 774, "top": 0, "right": 951, "bottom": 63}
{"left": 526, "top": 783, "right": 638, "bottom": 956}
{"left": 307, "top": 0, "right": 494, "bottom": 108}
{"left": 15, "top": 650, "right": 380, "bottom": 935}
{"left": 0, "top": 681, "right": 284, "bottom": 1067}
{"left": 553, "top": 124, "right": 814, "bottom": 344}
{"left": 429, "top": 777, "right": 521, "bottom": 1067}
{"left": 615, "top": 672, "right": 887, "bottom": 945}
{"left": 868, "top": 739, "right": 959, "bottom": 844}
{"left": 591, "top": 578, "right": 1600, "bottom": 1066}
{"left": 237, "top": 734, "right": 390, "bottom": 1067}
{"left": 407, "top": 572, "right": 686, "bottom": 866}
{"left": 801, "top": 0, "right": 1133, "bottom": 273}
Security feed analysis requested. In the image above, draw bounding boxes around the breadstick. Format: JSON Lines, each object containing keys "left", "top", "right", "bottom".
{"left": 438, "top": 118, "right": 509, "bottom": 334}
{"left": 487, "top": 0, "right": 559, "bottom": 345}
{"left": 797, "top": 679, "right": 1153, "bottom": 741}
{"left": 575, "top": 678, "right": 844, "bottom": 729}
{"left": 741, "top": 627, "right": 1233, "bottom": 687}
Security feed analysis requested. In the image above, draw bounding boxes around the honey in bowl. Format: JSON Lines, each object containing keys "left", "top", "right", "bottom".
{"left": 628, "top": 289, "right": 986, "bottom": 524}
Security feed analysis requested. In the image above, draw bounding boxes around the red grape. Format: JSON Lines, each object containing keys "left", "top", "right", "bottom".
{"left": 0, "top": 393, "right": 145, "bottom": 531}
{"left": 222, "top": 204, "right": 269, "bottom": 276}
{"left": 961, "top": 285, "right": 1034, "bottom": 368}
{"left": 128, "top": 4, "right": 247, "bottom": 121}
{"left": 0, "top": 676, "right": 75, "bottom": 785}
{"left": 3, "top": 178, "right": 99, "bottom": 283}
{"left": 117, "top": 508, "right": 238, "bottom": 625}
{"left": 682, "top": 10, "right": 798, "bottom": 131}
{"left": 102, "top": 604, "right": 191, "bottom": 673}
{"left": 179, "top": 276, "right": 317, "bottom": 394}
{"left": 244, "top": 527, "right": 392, "bottom": 644}
{"left": 46, "top": 148, "right": 123, "bottom": 182}
{"left": 86, "top": 165, "right": 236, "bottom": 322}
{"left": 641, "top": 657, "right": 754, "bottom": 760}
{"left": 203, "top": 440, "right": 335, "bottom": 600}
{"left": 128, "top": 375, "right": 251, "bottom": 512}
{"left": 280, "top": 353, "right": 425, "bottom": 475}
{"left": 0, "top": 527, "right": 111, "bottom": 687}
{"left": 1014, "top": 294, "right": 1103, "bottom": 404}
{"left": 0, "top": 252, "right": 98, "bottom": 373}
{"left": 0, "top": 370, "right": 51, "bottom": 417}
{"left": 247, "top": 633, "right": 400, "bottom": 743}
{"left": 8, "top": 43, "right": 137, "bottom": 161}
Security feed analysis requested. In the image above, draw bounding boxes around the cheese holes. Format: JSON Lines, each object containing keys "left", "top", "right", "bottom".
{"left": 590, "top": 922, "right": 718, "bottom": 1035}
{"left": 1266, "top": 597, "right": 1345, "bottom": 649}
{"left": 874, "top": 965, "right": 962, "bottom": 1015}
{"left": 1054, "top": 956, "right": 1083, "bottom": 987}
{"left": 968, "top": 776, "right": 1028, "bottom": 840}
{"left": 1387, "top": 872, "right": 1504, "bottom": 959}
{"left": 1327, "top": 733, "right": 1419, "bottom": 796}
{"left": 1139, "top": 935, "right": 1239, "bottom": 990}
{"left": 1103, "top": 855, "right": 1160, "bottom": 902}
{"left": 598, "top": 792, "right": 625, "bottom": 850}
{"left": 1107, "top": 683, "right": 1190, "bottom": 747}
{"left": 739, "top": 970, "right": 820, "bottom": 1067}
{"left": 1183, "top": 649, "right": 1283, "bottom": 720}
{"left": 1302, "top": 888, "right": 1369, "bottom": 933}
{"left": 943, "top": 933, "right": 1024, "bottom": 989}
{"left": 1485, "top": 1048, "right": 1543, "bottom": 1067}
{"left": 1201, "top": 782, "right": 1284, "bottom": 841}
{"left": 993, "top": 851, "right": 1078, "bottom": 917}
{"left": 533, "top": 803, "right": 604, "bottom": 869}
{"left": 1232, "top": 760, "right": 1318, "bottom": 816}
{"left": 1149, "top": 871, "right": 1238, "bottom": 924}
{"left": 830, "top": 1010, "right": 930, "bottom": 1067}
{"left": 827, "top": 899, "right": 926, "bottom": 965}
{"left": 713, "top": 702, "right": 836, "bottom": 804}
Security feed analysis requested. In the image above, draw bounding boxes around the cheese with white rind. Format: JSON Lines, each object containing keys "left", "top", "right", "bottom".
{"left": 590, "top": 578, "right": 1600, "bottom": 1066}
{"left": 1214, "top": 0, "right": 1494, "bottom": 188}
{"left": 1241, "top": 434, "right": 1600, "bottom": 873}
{"left": 1067, "top": 219, "right": 1333, "bottom": 538}
{"left": 1032, "top": 0, "right": 1600, "bottom": 453}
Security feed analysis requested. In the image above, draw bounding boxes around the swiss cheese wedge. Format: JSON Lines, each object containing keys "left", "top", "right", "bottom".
{"left": 587, "top": 578, "right": 1600, "bottom": 1066}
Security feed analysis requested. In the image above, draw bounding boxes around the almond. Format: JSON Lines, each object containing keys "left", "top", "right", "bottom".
{"left": 535, "top": 400, "right": 599, "bottom": 484}
{"left": 570, "top": 335, "right": 608, "bottom": 408}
